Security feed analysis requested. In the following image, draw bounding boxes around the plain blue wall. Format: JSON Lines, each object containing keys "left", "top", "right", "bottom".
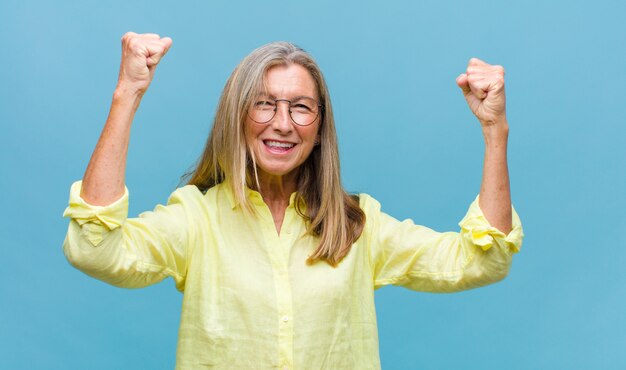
{"left": 1, "top": 0, "right": 625, "bottom": 369}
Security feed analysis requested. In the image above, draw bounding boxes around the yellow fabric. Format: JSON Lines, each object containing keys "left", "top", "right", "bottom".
{"left": 63, "top": 180, "right": 523, "bottom": 369}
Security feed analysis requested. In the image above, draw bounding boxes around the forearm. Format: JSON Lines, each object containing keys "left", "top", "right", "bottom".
{"left": 80, "top": 87, "right": 142, "bottom": 205}
{"left": 478, "top": 121, "right": 512, "bottom": 234}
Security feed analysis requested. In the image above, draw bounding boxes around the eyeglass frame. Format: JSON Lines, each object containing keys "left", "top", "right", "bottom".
{"left": 247, "top": 97, "right": 324, "bottom": 127}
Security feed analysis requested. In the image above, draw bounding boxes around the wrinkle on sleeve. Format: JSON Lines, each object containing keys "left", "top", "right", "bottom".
{"left": 362, "top": 194, "right": 524, "bottom": 293}
{"left": 62, "top": 180, "right": 197, "bottom": 291}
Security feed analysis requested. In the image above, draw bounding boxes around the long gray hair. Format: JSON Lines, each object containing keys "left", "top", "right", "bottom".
{"left": 184, "top": 42, "right": 365, "bottom": 266}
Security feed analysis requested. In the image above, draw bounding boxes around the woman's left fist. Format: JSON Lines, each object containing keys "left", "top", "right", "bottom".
{"left": 456, "top": 58, "right": 507, "bottom": 128}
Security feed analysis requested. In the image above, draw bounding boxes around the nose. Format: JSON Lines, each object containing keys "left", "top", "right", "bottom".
{"left": 270, "top": 100, "right": 294, "bottom": 132}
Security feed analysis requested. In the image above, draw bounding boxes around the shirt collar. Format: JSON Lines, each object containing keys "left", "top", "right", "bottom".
{"left": 221, "top": 180, "right": 299, "bottom": 210}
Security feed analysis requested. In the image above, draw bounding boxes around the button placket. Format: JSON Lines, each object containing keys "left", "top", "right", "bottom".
{"left": 256, "top": 197, "right": 295, "bottom": 368}
{"left": 275, "top": 268, "right": 294, "bottom": 368}
{"left": 263, "top": 221, "right": 294, "bottom": 369}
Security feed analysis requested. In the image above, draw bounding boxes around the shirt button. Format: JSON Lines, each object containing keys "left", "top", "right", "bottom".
{"left": 281, "top": 315, "right": 289, "bottom": 323}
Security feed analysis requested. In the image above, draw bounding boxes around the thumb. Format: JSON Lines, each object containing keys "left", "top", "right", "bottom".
{"left": 146, "top": 37, "right": 173, "bottom": 67}
{"left": 161, "top": 37, "right": 173, "bottom": 53}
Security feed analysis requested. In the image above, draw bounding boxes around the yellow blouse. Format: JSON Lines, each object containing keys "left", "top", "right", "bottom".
{"left": 63, "top": 180, "right": 523, "bottom": 370}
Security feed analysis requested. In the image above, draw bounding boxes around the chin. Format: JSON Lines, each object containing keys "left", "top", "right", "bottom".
{"left": 255, "top": 161, "right": 300, "bottom": 179}
{"left": 258, "top": 166, "right": 295, "bottom": 177}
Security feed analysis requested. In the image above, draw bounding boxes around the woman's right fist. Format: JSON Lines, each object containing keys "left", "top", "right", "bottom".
{"left": 116, "top": 32, "right": 172, "bottom": 96}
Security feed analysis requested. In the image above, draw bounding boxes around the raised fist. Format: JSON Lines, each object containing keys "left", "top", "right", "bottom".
{"left": 116, "top": 32, "right": 173, "bottom": 95}
{"left": 456, "top": 58, "right": 507, "bottom": 127}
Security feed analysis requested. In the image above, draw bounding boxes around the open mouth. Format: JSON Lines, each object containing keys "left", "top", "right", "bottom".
{"left": 263, "top": 140, "right": 296, "bottom": 154}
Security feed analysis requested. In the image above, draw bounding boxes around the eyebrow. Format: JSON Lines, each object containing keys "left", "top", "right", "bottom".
{"left": 256, "top": 93, "right": 318, "bottom": 101}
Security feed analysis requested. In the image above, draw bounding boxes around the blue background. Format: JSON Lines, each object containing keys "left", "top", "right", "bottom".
{"left": 1, "top": 0, "right": 625, "bottom": 369}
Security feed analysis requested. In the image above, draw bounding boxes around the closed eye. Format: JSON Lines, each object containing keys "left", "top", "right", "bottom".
{"left": 292, "top": 103, "right": 312, "bottom": 111}
{"left": 254, "top": 100, "right": 275, "bottom": 109}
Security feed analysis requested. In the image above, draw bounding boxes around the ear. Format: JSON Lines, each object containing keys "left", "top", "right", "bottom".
{"left": 314, "top": 135, "right": 321, "bottom": 146}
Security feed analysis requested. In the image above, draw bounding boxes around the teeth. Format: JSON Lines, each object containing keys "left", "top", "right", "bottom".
{"left": 266, "top": 140, "right": 295, "bottom": 148}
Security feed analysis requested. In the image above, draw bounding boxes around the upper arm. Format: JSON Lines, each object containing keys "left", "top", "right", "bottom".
{"left": 63, "top": 181, "right": 201, "bottom": 291}
{"left": 361, "top": 194, "right": 523, "bottom": 293}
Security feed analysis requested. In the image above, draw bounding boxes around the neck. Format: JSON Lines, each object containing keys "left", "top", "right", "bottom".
{"left": 255, "top": 170, "right": 298, "bottom": 205}
{"left": 253, "top": 170, "right": 298, "bottom": 235}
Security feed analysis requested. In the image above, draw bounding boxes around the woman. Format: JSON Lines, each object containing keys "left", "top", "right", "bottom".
{"left": 63, "top": 32, "right": 523, "bottom": 369}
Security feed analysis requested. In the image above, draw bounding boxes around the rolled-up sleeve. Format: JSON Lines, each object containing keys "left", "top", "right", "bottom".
{"left": 362, "top": 194, "right": 523, "bottom": 292}
{"left": 62, "top": 181, "right": 197, "bottom": 291}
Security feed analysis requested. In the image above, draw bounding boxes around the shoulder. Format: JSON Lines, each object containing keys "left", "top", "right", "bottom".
{"left": 167, "top": 184, "right": 205, "bottom": 203}
{"left": 357, "top": 193, "right": 382, "bottom": 215}
{"left": 167, "top": 182, "right": 235, "bottom": 212}
{"left": 356, "top": 193, "right": 385, "bottom": 238}
{"left": 168, "top": 181, "right": 231, "bottom": 199}
{"left": 162, "top": 184, "right": 214, "bottom": 214}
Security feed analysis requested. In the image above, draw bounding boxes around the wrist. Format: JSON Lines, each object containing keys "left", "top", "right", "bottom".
{"left": 112, "top": 84, "right": 144, "bottom": 111}
{"left": 481, "top": 119, "right": 509, "bottom": 146}
{"left": 114, "top": 78, "right": 146, "bottom": 98}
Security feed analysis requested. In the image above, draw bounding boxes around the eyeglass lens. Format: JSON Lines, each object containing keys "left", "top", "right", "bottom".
{"left": 249, "top": 97, "right": 320, "bottom": 126}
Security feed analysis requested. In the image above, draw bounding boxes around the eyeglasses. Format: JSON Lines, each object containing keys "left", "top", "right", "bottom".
{"left": 248, "top": 97, "right": 323, "bottom": 126}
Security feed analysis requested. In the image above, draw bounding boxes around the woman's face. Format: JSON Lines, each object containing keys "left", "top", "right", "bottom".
{"left": 245, "top": 64, "right": 321, "bottom": 182}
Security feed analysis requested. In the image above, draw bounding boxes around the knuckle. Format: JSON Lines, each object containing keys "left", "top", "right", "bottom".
{"left": 122, "top": 31, "right": 135, "bottom": 41}
{"left": 127, "top": 37, "right": 142, "bottom": 50}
